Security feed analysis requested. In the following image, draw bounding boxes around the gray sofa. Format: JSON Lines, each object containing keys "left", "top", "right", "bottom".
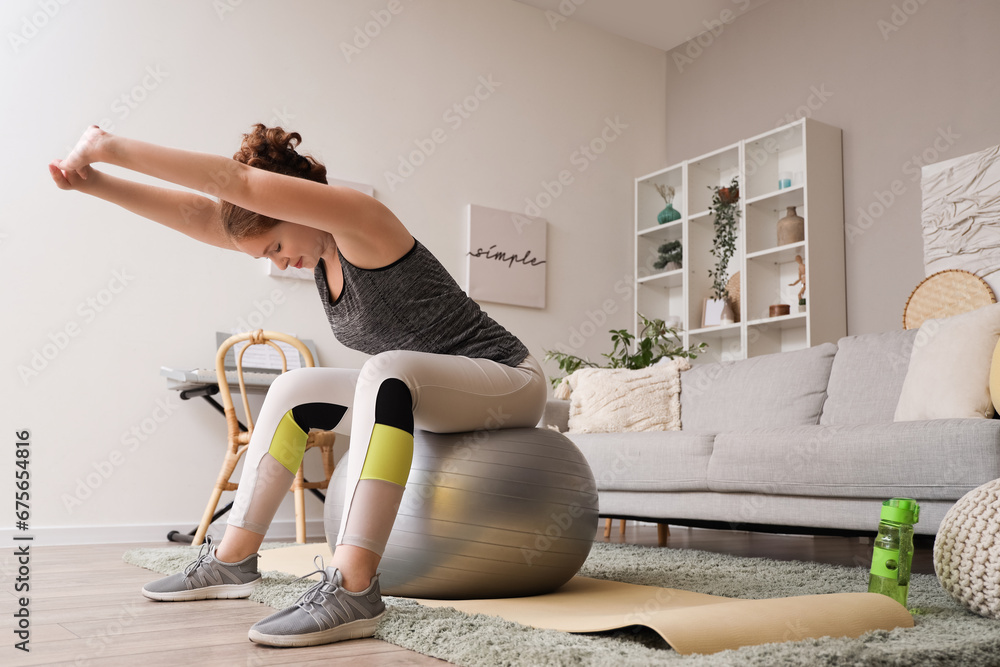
{"left": 543, "top": 329, "right": 1000, "bottom": 537}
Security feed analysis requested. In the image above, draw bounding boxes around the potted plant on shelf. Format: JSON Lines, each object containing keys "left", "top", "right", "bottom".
{"left": 705, "top": 177, "right": 740, "bottom": 326}
{"left": 653, "top": 183, "right": 681, "bottom": 225}
{"left": 543, "top": 313, "right": 706, "bottom": 389}
{"left": 653, "top": 239, "right": 682, "bottom": 271}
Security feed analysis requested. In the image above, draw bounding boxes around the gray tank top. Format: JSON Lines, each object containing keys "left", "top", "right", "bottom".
{"left": 314, "top": 239, "right": 529, "bottom": 367}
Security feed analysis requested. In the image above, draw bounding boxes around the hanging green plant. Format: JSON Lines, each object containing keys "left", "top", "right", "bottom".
{"left": 708, "top": 177, "right": 740, "bottom": 300}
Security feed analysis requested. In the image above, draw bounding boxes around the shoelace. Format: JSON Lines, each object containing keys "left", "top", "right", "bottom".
{"left": 293, "top": 555, "right": 338, "bottom": 610}
{"left": 182, "top": 535, "right": 216, "bottom": 578}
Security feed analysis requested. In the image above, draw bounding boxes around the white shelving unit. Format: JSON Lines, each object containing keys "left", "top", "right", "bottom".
{"left": 634, "top": 118, "right": 846, "bottom": 363}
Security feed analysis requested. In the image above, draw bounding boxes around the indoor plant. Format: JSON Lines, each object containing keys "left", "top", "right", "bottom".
{"left": 543, "top": 313, "right": 706, "bottom": 388}
{"left": 653, "top": 239, "right": 682, "bottom": 271}
{"left": 705, "top": 177, "right": 740, "bottom": 325}
{"left": 708, "top": 177, "right": 740, "bottom": 301}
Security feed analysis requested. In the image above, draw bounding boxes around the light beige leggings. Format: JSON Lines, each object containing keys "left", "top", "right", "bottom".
{"left": 227, "top": 351, "right": 547, "bottom": 555}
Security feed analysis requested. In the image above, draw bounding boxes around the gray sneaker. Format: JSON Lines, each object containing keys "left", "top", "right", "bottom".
{"left": 248, "top": 560, "right": 386, "bottom": 647}
{"left": 141, "top": 536, "right": 261, "bottom": 601}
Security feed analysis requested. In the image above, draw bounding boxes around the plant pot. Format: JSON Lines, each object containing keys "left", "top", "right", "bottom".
{"left": 658, "top": 203, "right": 681, "bottom": 225}
{"left": 665, "top": 261, "right": 681, "bottom": 271}
{"left": 777, "top": 206, "right": 805, "bottom": 246}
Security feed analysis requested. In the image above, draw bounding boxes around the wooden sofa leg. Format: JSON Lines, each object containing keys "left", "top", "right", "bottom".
{"left": 603, "top": 518, "right": 612, "bottom": 539}
{"left": 657, "top": 523, "right": 670, "bottom": 547}
{"left": 620, "top": 519, "right": 626, "bottom": 535}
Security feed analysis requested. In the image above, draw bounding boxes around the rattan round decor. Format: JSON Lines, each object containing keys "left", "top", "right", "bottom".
{"left": 725, "top": 272, "right": 741, "bottom": 323}
{"left": 902, "top": 269, "right": 996, "bottom": 329}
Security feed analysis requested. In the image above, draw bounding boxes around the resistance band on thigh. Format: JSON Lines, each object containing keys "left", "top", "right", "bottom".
{"left": 338, "top": 378, "right": 414, "bottom": 556}
{"left": 268, "top": 403, "right": 348, "bottom": 474}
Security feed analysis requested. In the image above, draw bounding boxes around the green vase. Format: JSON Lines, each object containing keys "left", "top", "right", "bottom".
{"left": 658, "top": 203, "right": 681, "bottom": 225}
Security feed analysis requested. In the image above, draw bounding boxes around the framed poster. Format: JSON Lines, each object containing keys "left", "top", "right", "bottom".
{"left": 466, "top": 204, "right": 547, "bottom": 309}
{"left": 701, "top": 298, "right": 725, "bottom": 328}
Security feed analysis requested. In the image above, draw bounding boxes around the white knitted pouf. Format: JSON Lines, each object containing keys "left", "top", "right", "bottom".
{"left": 934, "top": 478, "right": 1000, "bottom": 619}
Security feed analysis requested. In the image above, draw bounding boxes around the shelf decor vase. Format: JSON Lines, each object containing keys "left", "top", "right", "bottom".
{"left": 720, "top": 300, "right": 736, "bottom": 325}
{"left": 777, "top": 206, "right": 805, "bottom": 246}
{"left": 658, "top": 203, "right": 681, "bottom": 225}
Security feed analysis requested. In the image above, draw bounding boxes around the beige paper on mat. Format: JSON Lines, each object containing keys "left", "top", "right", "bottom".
{"left": 414, "top": 577, "right": 913, "bottom": 655}
{"left": 262, "top": 544, "right": 914, "bottom": 655}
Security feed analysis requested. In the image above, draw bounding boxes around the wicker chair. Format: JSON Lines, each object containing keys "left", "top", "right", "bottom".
{"left": 192, "top": 330, "right": 337, "bottom": 546}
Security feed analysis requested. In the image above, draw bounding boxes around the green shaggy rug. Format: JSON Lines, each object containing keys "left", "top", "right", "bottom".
{"left": 122, "top": 541, "right": 999, "bottom": 666}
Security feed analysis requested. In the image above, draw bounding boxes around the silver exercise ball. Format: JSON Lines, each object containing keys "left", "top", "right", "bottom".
{"left": 324, "top": 427, "right": 599, "bottom": 599}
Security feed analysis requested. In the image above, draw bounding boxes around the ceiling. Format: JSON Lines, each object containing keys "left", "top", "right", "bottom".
{"left": 512, "top": 0, "right": 771, "bottom": 53}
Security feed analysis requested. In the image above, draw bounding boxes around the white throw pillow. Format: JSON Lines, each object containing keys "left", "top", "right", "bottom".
{"left": 894, "top": 303, "right": 1000, "bottom": 421}
{"left": 563, "top": 358, "right": 691, "bottom": 434}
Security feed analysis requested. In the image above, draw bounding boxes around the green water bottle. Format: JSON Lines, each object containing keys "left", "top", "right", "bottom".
{"left": 868, "top": 498, "right": 920, "bottom": 607}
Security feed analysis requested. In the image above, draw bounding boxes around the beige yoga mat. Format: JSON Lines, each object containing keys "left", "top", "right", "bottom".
{"left": 262, "top": 544, "right": 914, "bottom": 656}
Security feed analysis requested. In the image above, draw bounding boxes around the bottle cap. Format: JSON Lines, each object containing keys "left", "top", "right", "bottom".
{"left": 880, "top": 497, "right": 920, "bottom": 525}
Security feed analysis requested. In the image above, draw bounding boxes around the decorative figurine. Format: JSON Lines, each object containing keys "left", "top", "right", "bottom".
{"left": 789, "top": 255, "right": 806, "bottom": 302}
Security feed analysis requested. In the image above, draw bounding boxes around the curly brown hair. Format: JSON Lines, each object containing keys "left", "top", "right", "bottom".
{"left": 220, "top": 124, "right": 328, "bottom": 241}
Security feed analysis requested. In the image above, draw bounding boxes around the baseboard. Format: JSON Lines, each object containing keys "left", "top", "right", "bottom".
{"left": 0, "top": 518, "right": 328, "bottom": 546}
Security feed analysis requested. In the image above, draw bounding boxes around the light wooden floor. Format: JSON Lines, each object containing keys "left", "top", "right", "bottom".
{"left": 2, "top": 541, "right": 447, "bottom": 667}
{"left": 2, "top": 524, "right": 933, "bottom": 666}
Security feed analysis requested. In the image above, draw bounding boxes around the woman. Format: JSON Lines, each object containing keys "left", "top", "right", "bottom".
{"left": 49, "top": 124, "right": 547, "bottom": 647}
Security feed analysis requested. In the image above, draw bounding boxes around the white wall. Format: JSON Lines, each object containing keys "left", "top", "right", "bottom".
{"left": 659, "top": 0, "right": 1000, "bottom": 335}
{"left": 1, "top": 0, "right": 666, "bottom": 543}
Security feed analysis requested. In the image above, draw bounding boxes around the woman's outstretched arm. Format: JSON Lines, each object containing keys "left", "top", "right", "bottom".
{"left": 55, "top": 126, "right": 407, "bottom": 252}
{"left": 48, "top": 161, "right": 236, "bottom": 250}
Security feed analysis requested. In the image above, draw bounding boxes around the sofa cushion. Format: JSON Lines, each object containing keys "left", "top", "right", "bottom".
{"left": 562, "top": 359, "right": 689, "bottom": 433}
{"left": 895, "top": 303, "right": 1000, "bottom": 421}
{"left": 680, "top": 343, "right": 837, "bottom": 433}
{"left": 567, "top": 431, "right": 714, "bottom": 492}
{"left": 706, "top": 420, "right": 1000, "bottom": 500}
{"left": 820, "top": 329, "right": 917, "bottom": 425}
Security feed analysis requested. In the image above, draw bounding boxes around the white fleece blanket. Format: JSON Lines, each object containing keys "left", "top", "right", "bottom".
{"left": 554, "top": 358, "right": 691, "bottom": 433}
